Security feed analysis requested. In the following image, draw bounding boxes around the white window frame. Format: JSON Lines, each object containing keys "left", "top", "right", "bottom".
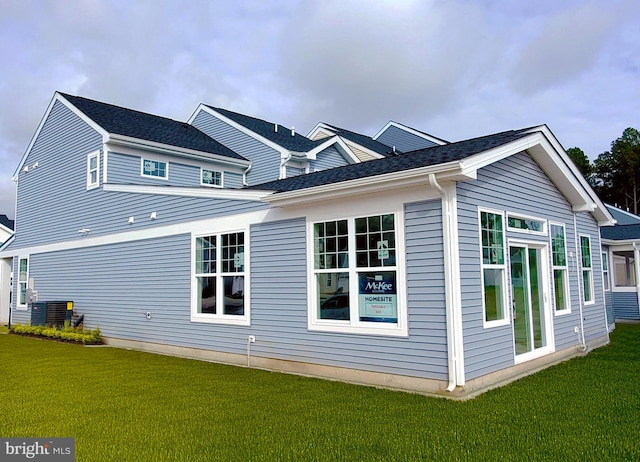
{"left": 550, "top": 222, "right": 571, "bottom": 315}
{"left": 307, "top": 210, "right": 408, "bottom": 337}
{"left": 579, "top": 234, "right": 595, "bottom": 305}
{"left": 86, "top": 151, "right": 100, "bottom": 190}
{"left": 601, "top": 251, "right": 610, "bottom": 292}
{"left": 506, "top": 212, "right": 547, "bottom": 236}
{"left": 479, "top": 208, "right": 509, "bottom": 328}
{"left": 17, "top": 256, "right": 29, "bottom": 310}
{"left": 200, "top": 168, "right": 223, "bottom": 188}
{"left": 190, "top": 229, "right": 249, "bottom": 326}
{"left": 141, "top": 158, "right": 169, "bottom": 180}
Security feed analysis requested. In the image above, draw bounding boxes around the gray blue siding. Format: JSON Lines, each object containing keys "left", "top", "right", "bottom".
{"left": 457, "top": 151, "right": 603, "bottom": 380}
{"left": 612, "top": 292, "right": 640, "bottom": 320}
{"left": 285, "top": 166, "right": 305, "bottom": 177}
{"left": 375, "top": 125, "right": 438, "bottom": 153}
{"left": 191, "top": 110, "right": 281, "bottom": 186}
{"left": 309, "top": 145, "right": 350, "bottom": 171}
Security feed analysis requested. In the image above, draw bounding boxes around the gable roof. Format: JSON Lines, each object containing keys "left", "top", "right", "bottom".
{"left": 206, "top": 106, "right": 323, "bottom": 152}
{"left": 373, "top": 121, "right": 449, "bottom": 146}
{"left": 60, "top": 93, "right": 247, "bottom": 161}
{"left": 0, "top": 215, "right": 14, "bottom": 232}
{"left": 250, "top": 128, "right": 531, "bottom": 193}
{"left": 323, "top": 124, "right": 395, "bottom": 156}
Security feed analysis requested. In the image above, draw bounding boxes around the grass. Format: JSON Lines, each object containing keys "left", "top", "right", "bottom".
{"left": 1, "top": 325, "right": 639, "bottom": 461}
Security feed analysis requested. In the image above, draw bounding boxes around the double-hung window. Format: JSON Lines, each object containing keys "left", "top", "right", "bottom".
{"left": 87, "top": 151, "right": 99, "bottom": 189}
{"left": 580, "top": 235, "right": 594, "bottom": 304}
{"left": 141, "top": 158, "right": 168, "bottom": 179}
{"left": 602, "top": 252, "right": 610, "bottom": 291}
{"left": 192, "top": 231, "right": 248, "bottom": 325}
{"left": 201, "top": 169, "right": 223, "bottom": 187}
{"left": 480, "top": 209, "right": 508, "bottom": 326}
{"left": 550, "top": 224, "right": 570, "bottom": 312}
{"left": 310, "top": 212, "right": 406, "bottom": 336}
{"left": 17, "top": 257, "right": 28, "bottom": 308}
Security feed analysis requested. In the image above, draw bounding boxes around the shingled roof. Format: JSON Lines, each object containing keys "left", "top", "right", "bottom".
{"left": 61, "top": 94, "right": 247, "bottom": 161}
{"left": 208, "top": 106, "right": 324, "bottom": 152}
{"left": 250, "top": 128, "right": 533, "bottom": 193}
{"left": 324, "top": 124, "right": 396, "bottom": 156}
{"left": 0, "top": 215, "right": 14, "bottom": 231}
{"left": 601, "top": 224, "right": 640, "bottom": 241}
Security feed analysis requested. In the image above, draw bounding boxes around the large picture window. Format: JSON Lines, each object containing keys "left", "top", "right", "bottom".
{"left": 311, "top": 212, "right": 405, "bottom": 335}
{"left": 551, "top": 224, "right": 570, "bottom": 312}
{"left": 480, "top": 210, "right": 507, "bottom": 326}
{"left": 192, "top": 231, "right": 247, "bottom": 324}
{"left": 580, "top": 235, "right": 594, "bottom": 304}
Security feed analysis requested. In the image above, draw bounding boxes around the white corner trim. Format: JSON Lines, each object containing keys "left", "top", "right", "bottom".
{"left": 306, "top": 122, "right": 336, "bottom": 139}
{"left": 103, "top": 183, "right": 273, "bottom": 201}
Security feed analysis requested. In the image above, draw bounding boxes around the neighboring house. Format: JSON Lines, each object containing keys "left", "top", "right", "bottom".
{"left": 600, "top": 204, "right": 640, "bottom": 323}
{"left": 0, "top": 215, "right": 15, "bottom": 324}
{"left": 0, "top": 92, "right": 615, "bottom": 398}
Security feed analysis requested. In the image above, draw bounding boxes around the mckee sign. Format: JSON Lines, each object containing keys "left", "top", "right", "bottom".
{"left": 358, "top": 271, "right": 397, "bottom": 322}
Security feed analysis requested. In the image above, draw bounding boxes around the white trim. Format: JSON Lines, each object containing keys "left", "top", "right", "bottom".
{"left": 140, "top": 158, "right": 169, "bottom": 180}
{"left": 306, "top": 210, "right": 408, "bottom": 337}
{"left": 601, "top": 251, "right": 610, "bottom": 292}
{"left": 373, "top": 121, "right": 448, "bottom": 146}
{"left": 478, "top": 207, "right": 510, "bottom": 329}
{"left": 103, "top": 149, "right": 109, "bottom": 184}
{"left": 549, "top": 222, "right": 571, "bottom": 315}
{"left": 86, "top": 150, "right": 100, "bottom": 190}
{"left": 200, "top": 168, "right": 223, "bottom": 188}
{"left": 306, "top": 122, "right": 337, "bottom": 139}
{"left": 16, "top": 255, "right": 29, "bottom": 310}
{"left": 190, "top": 230, "right": 250, "bottom": 326}
{"left": 103, "top": 183, "right": 272, "bottom": 201}
{"left": 305, "top": 136, "right": 359, "bottom": 163}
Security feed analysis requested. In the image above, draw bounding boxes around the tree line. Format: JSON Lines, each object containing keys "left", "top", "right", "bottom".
{"left": 567, "top": 127, "right": 640, "bottom": 214}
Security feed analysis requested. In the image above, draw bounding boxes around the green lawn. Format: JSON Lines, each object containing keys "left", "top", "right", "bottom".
{"left": 1, "top": 325, "right": 639, "bottom": 461}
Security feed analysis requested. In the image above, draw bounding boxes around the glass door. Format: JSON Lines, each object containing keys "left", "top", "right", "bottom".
{"left": 510, "top": 244, "right": 550, "bottom": 357}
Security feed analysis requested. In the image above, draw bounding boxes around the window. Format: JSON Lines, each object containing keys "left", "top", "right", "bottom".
{"left": 602, "top": 252, "right": 610, "bottom": 291}
{"left": 613, "top": 251, "right": 636, "bottom": 287}
{"left": 480, "top": 210, "right": 507, "bottom": 326}
{"left": 141, "top": 158, "right": 168, "bottom": 179}
{"left": 310, "top": 213, "right": 406, "bottom": 335}
{"left": 201, "top": 169, "right": 223, "bottom": 187}
{"left": 18, "top": 257, "right": 28, "bottom": 307}
{"left": 192, "top": 231, "right": 247, "bottom": 324}
{"left": 580, "top": 235, "right": 594, "bottom": 303}
{"left": 87, "top": 151, "right": 99, "bottom": 189}
{"left": 507, "top": 214, "right": 545, "bottom": 234}
{"left": 551, "top": 224, "right": 570, "bottom": 312}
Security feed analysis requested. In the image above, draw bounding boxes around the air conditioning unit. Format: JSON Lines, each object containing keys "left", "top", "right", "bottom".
{"left": 30, "top": 301, "right": 73, "bottom": 327}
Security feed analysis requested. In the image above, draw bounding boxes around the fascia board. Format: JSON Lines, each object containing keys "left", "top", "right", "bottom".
{"left": 526, "top": 125, "right": 615, "bottom": 225}
{"left": 306, "top": 122, "right": 336, "bottom": 139}
{"left": 0, "top": 234, "right": 15, "bottom": 255}
{"left": 105, "top": 136, "right": 250, "bottom": 169}
{"left": 265, "top": 161, "right": 468, "bottom": 207}
{"left": 103, "top": 183, "right": 273, "bottom": 201}
{"left": 372, "top": 121, "right": 448, "bottom": 145}
{"left": 190, "top": 105, "right": 289, "bottom": 157}
{"left": 0, "top": 223, "right": 14, "bottom": 235}
{"left": 12, "top": 92, "right": 109, "bottom": 179}
{"left": 305, "top": 136, "right": 360, "bottom": 163}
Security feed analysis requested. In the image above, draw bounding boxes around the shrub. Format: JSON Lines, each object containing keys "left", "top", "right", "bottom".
{"left": 9, "top": 324, "right": 102, "bottom": 345}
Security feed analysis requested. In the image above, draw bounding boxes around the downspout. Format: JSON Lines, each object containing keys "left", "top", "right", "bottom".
{"left": 573, "top": 213, "right": 587, "bottom": 350}
{"left": 633, "top": 242, "right": 640, "bottom": 321}
{"left": 242, "top": 163, "right": 252, "bottom": 187}
{"left": 279, "top": 153, "right": 292, "bottom": 180}
{"left": 428, "top": 174, "right": 464, "bottom": 392}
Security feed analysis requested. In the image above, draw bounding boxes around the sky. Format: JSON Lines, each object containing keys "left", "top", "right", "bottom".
{"left": 0, "top": 0, "right": 639, "bottom": 218}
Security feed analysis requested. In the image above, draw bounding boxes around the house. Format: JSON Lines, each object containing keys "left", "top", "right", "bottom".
{"left": 600, "top": 204, "right": 640, "bottom": 323}
{"left": 0, "top": 215, "right": 15, "bottom": 324}
{"left": 0, "top": 91, "right": 615, "bottom": 397}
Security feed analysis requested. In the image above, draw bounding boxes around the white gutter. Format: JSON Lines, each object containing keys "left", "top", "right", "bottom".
{"left": 573, "top": 213, "right": 587, "bottom": 350}
{"left": 279, "top": 153, "right": 292, "bottom": 179}
{"left": 428, "top": 174, "right": 465, "bottom": 392}
{"left": 242, "top": 163, "right": 252, "bottom": 187}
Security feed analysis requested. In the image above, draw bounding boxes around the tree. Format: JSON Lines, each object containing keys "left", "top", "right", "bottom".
{"left": 593, "top": 128, "right": 640, "bottom": 213}
{"left": 566, "top": 147, "right": 592, "bottom": 177}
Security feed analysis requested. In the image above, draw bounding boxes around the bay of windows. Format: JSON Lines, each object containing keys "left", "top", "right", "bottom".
{"left": 312, "top": 213, "right": 402, "bottom": 333}
{"left": 193, "top": 232, "right": 246, "bottom": 323}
